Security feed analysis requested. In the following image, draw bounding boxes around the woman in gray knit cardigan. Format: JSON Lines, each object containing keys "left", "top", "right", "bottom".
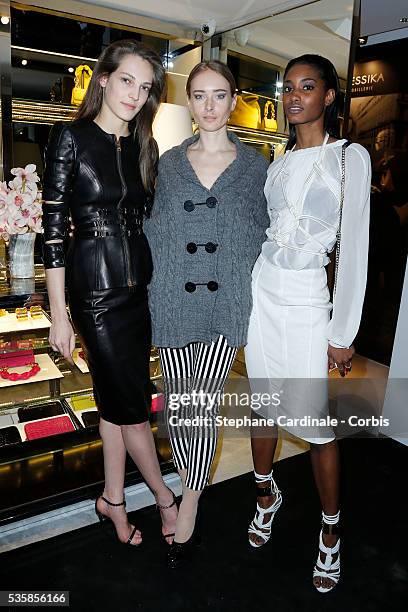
{"left": 144, "top": 60, "right": 269, "bottom": 568}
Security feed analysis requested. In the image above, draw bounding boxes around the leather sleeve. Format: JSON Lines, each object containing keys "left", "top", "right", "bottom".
{"left": 42, "top": 122, "right": 76, "bottom": 268}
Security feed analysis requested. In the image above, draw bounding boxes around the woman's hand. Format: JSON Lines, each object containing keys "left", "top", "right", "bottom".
{"left": 327, "top": 344, "right": 355, "bottom": 377}
{"left": 49, "top": 316, "right": 76, "bottom": 364}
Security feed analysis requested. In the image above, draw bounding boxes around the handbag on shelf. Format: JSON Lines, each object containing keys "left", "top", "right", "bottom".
{"left": 24, "top": 416, "right": 75, "bottom": 440}
{"left": 261, "top": 100, "right": 278, "bottom": 132}
{"left": 71, "top": 64, "right": 93, "bottom": 106}
{"left": 0, "top": 426, "right": 22, "bottom": 447}
{"left": 151, "top": 393, "right": 165, "bottom": 413}
{"left": 0, "top": 340, "right": 34, "bottom": 368}
{"left": 62, "top": 75, "right": 75, "bottom": 104}
{"left": 229, "top": 94, "right": 261, "bottom": 130}
{"left": 71, "top": 393, "right": 96, "bottom": 411}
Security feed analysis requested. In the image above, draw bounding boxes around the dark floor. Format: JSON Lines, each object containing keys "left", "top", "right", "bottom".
{"left": 2, "top": 436, "right": 407, "bottom": 612}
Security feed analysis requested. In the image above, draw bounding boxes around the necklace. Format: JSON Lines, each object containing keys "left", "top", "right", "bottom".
{"left": 1, "top": 362, "right": 40, "bottom": 381}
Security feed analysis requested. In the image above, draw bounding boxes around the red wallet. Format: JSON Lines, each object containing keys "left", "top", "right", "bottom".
{"left": 0, "top": 340, "right": 34, "bottom": 368}
{"left": 24, "top": 416, "right": 75, "bottom": 440}
{"left": 151, "top": 393, "right": 165, "bottom": 413}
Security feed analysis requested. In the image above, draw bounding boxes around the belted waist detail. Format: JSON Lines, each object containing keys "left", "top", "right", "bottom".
{"left": 74, "top": 208, "right": 144, "bottom": 238}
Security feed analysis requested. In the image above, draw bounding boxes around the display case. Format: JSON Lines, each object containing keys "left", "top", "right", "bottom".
{"left": 0, "top": 3, "right": 290, "bottom": 527}
{"left": 0, "top": 267, "right": 172, "bottom": 526}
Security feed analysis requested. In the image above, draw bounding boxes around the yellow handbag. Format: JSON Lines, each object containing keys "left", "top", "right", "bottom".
{"left": 261, "top": 100, "right": 278, "bottom": 132}
{"left": 229, "top": 94, "right": 261, "bottom": 130}
{"left": 71, "top": 64, "right": 93, "bottom": 106}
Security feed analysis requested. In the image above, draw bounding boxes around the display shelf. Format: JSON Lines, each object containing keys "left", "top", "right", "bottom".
{"left": 0, "top": 275, "right": 172, "bottom": 525}
{"left": 0, "top": 353, "right": 63, "bottom": 388}
{"left": 0, "top": 308, "right": 51, "bottom": 333}
{"left": 72, "top": 348, "right": 89, "bottom": 374}
{"left": 12, "top": 99, "right": 77, "bottom": 125}
{"left": 65, "top": 394, "right": 98, "bottom": 428}
{"left": 228, "top": 124, "right": 288, "bottom": 148}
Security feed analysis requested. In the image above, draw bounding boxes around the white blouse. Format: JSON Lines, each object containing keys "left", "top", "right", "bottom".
{"left": 262, "top": 135, "right": 371, "bottom": 349}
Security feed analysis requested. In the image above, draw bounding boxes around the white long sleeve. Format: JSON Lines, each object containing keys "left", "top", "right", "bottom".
{"left": 262, "top": 138, "right": 372, "bottom": 348}
{"left": 327, "top": 143, "right": 371, "bottom": 348}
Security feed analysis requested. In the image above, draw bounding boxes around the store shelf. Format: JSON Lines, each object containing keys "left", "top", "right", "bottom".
{"left": 0, "top": 275, "right": 172, "bottom": 524}
{"left": 72, "top": 348, "right": 89, "bottom": 374}
{"left": 12, "top": 99, "right": 77, "bottom": 125}
{"left": 0, "top": 308, "right": 51, "bottom": 333}
{"left": 0, "top": 353, "right": 63, "bottom": 388}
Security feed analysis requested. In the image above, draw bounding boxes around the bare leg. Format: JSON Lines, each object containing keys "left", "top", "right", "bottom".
{"left": 248, "top": 415, "right": 280, "bottom": 546}
{"left": 172, "top": 467, "right": 203, "bottom": 542}
{"left": 121, "top": 421, "right": 178, "bottom": 543}
{"left": 174, "top": 486, "right": 202, "bottom": 543}
{"left": 310, "top": 439, "right": 340, "bottom": 590}
{"left": 178, "top": 468, "right": 188, "bottom": 496}
{"left": 97, "top": 417, "right": 142, "bottom": 545}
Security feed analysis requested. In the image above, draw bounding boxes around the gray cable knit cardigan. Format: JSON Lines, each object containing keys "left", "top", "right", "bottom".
{"left": 144, "top": 131, "right": 269, "bottom": 348}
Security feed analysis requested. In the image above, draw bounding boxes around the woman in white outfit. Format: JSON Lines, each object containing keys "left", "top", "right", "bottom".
{"left": 244, "top": 54, "right": 371, "bottom": 592}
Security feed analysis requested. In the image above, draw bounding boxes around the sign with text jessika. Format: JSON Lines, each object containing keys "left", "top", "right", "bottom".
{"left": 352, "top": 59, "right": 400, "bottom": 97}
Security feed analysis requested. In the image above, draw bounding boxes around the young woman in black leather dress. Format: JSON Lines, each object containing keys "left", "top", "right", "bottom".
{"left": 42, "top": 40, "right": 178, "bottom": 546}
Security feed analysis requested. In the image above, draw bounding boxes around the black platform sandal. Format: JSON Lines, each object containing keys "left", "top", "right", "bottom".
{"left": 166, "top": 509, "right": 201, "bottom": 569}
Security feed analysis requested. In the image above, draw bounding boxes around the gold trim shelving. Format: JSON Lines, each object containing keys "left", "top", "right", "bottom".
{"left": 12, "top": 99, "right": 77, "bottom": 124}
{"left": 11, "top": 100, "right": 289, "bottom": 152}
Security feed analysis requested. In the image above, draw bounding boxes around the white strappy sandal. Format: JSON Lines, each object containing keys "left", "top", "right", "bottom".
{"left": 248, "top": 469, "right": 282, "bottom": 548}
{"left": 313, "top": 510, "right": 341, "bottom": 593}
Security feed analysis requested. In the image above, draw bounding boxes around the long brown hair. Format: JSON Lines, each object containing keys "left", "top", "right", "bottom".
{"left": 76, "top": 39, "right": 166, "bottom": 199}
{"left": 186, "top": 60, "right": 236, "bottom": 97}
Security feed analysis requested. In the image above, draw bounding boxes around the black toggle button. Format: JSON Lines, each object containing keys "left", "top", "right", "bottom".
{"left": 183, "top": 197, "right": 218, "bottom": 212}
{"left": 184, "top": 281, "right": 219, "bottom": 292}
{"left": 186, "top": 242, "right": 198, "bottom": 254}
{"left": 184, "top": 200, "right": 195, "bottom": 212}
{"left": 205, "top": 242, "right": 217, "bottom": 253}
{"left": 186, "top": 242, "right": 218, "bottom": 254}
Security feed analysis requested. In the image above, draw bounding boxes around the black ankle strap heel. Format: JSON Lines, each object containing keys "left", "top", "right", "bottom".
{"left": 94, "top": 495, "right": 141, "bottom": 547}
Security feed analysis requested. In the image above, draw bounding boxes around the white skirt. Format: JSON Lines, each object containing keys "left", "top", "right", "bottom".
{"left": 245, "top": 254, "right": 335, "bottom": 444}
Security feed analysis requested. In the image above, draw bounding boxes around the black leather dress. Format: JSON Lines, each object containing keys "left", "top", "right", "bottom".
{"left": 42, "top": 119, "right": 153, "bottom": 425}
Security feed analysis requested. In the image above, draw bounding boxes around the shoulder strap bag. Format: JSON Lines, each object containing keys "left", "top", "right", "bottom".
{"left": 329, "top": 140, "right": 351, "bottom": 301}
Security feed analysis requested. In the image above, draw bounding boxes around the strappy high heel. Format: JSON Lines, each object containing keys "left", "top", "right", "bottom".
{"left": 155, "top": 487, "right": 178, "bottom": 544}
{"left": 248, "top": 469, "right": 282, "bottom": 548}
{"left": 313, "top": 510, "right": 341, "bottom": 593}
{"left": 95, "top": 495, "right": 141, "bottom": 546}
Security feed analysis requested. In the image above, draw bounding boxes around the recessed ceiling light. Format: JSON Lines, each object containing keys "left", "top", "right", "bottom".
{"left": 1, "top": 15, "right": 10, "bottom": 24}
{"left": 21, "top": 59, "right": 28, "bottom": 66}
{"left": 68, "top": 67, "right": 74, "bottom": 73}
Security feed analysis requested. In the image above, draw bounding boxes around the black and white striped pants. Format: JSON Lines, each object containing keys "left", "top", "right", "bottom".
{"left": 159, "top": 335, "right": 237, "bottom": 491}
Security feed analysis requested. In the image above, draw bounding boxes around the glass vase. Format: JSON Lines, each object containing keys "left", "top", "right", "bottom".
{"left": 8, "top": 232, "right": 36, "bottom": 278}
